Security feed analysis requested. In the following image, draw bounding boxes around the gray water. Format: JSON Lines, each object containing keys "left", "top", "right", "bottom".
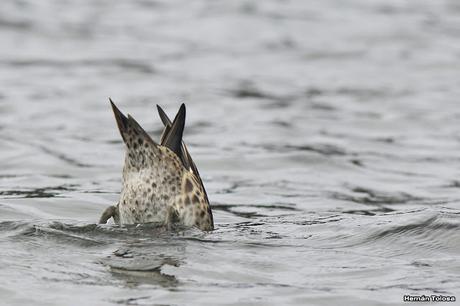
{"left": 1, "top": 0, "right": 460, "bottom": 305}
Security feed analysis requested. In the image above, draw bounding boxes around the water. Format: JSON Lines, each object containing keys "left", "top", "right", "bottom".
{"left": 1, "top": 0, "right": 460, "bottom": 305}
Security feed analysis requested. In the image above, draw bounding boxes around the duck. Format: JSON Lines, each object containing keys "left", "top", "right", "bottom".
{"left": 98, "top": 99, "right": 214, "bottom": 231}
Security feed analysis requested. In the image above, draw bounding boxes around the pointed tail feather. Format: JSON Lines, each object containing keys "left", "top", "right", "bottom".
{"left": 110, "top": 98, "right": 158, "bottom": 162}
{"left": 161, "top": 103, "right": 186, "bottom": 160}
{"left": 157, "top": 104, "right": 173, "bottom": 145}
{"left": 110, "top": 98, "right": 129, "bottom": 143}
{"left": 157, "top": 104, "right": 172, "bottom": 126}
{"left": 157, "top": 105, "right": 209, "bottom": 209}
{"left": 156, "top": 104, "right": 200, "bottom": 176}
{"left": 156, "top": 103, "right": 212, "bottom": 225}
{"left": 126, "top": 114, "right": 155, "bottom": 144}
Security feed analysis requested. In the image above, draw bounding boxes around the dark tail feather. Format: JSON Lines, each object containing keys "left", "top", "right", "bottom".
{"left": 157, "top": 104, "right": 172, "bottom": 126}
{"left": 156, "top": 104, "right": 201, "bottom": 177}
{"left": 110, "top": 98, "right": 129, "bottom": 143}
{"left": 162, "top": 103, "right": 186, "bottom": 158}
{"left": 156, "top": 103, "right": 209, "bottom": 207}
{"left": 110, "top": 98, "right": 156, "bottom": 149}
{"left": 157, "top": 105, "right": 172, "bottom": 145}
{"left": 181, "top": 142, "right": 200, "bottom": 176}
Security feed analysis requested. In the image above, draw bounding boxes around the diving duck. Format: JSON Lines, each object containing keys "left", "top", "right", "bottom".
{"left": 99, "top": 99, "right": 214, "bottom": 231}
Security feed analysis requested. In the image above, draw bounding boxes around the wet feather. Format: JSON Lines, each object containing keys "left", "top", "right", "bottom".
{"left": 99, "top": 99, "right": 214, "bottom": 231}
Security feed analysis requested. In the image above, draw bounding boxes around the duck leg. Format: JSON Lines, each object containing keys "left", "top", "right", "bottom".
{"left": 98, "top": 203, "right": 120, "bottom": 224}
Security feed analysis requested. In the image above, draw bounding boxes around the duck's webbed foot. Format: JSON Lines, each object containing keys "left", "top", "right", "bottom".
{"left": 99, "top": 204, "right": 120, "bottom": 224}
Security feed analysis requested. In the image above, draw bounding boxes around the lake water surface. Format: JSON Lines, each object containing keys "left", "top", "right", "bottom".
{"left": 0, "top": 0, "right": 459, "bottom": 305}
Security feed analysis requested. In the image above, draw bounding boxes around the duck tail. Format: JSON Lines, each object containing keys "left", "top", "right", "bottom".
{"left": 161, "top": 103, "right": 186, "bottom": 157}
{"left": 110, "top": 98, "right": 156, "bottom": 151}
{"left": 156, "top": 104, "right": 201, "bottom": 177}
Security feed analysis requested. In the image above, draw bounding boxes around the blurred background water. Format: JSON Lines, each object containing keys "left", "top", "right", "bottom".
{"left": 0, "top": 0, "right": 460, "bottom": 305}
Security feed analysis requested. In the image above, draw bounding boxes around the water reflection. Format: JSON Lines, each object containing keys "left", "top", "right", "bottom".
{"left": 109, "top": 261, "right": 179, "bottom": 288}
{"left": 102, "top": 243, "right": 183, "bottom": 288}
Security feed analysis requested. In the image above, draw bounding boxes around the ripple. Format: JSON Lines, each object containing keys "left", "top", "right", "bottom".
{"left": 212, "top": 203, "right": 300, "bottom": 219}
{"left": 0, "top": 59, "right": 155, "bottom": 74}
{"left": 367, "top": 216, "right": 458, "bottom": 241}
{"left": 37, "top": 145, "right": 92, "bottom": 168}
{"left": 0, "top": 185, "right": 77, "bottom": 199}
{"left": 0, "top": 17, "right": 32, "bottom": 30}
{"left": 255, "top": 143, "right": 348, "bottom": 156}
{"left": 342, "top": 207, "right": 395, "bottom": 216}
{"left": 304, "top": 86, "right": 411, "bottom": 100}
{"left": 330, "top": 186, "right": 421, "bottom": 206}
{"left": 1, "top": 221, "right": 189, "bottom": 247}
{"left": 358, "top": 214, "right": 460, "bottom": 255}
{"left": 227, "top": 81, "right": 277, "bottom": 100}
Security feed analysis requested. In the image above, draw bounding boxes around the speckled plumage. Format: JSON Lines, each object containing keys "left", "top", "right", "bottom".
{"left": 98, "top": 99, "right": 214, "bottom": 231}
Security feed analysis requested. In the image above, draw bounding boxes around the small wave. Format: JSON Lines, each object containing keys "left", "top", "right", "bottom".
{"left": 37, "top": 145, "right": 92, "bottom": 168}
{"left": 368, "top": 215, "right": 458, "bottom": 240}
{"left": 330, "top": 186, "right": 421, "bottom": 206}
{"left": 227, "top": 81, "right": 277, "bottom": 100}
{"left": 15, "top": 222, "right": 106, "bottom": 247}
{"left": 254, "top": 142, "right": 348, "bottom": 156}
{"left": 0, "top": 58, "right": 155, "bottom": 74}
{"left": 0, "top": 18, "right": 32, "bottom": 30}
{"left": 342, "top": 207, "right": 395, "bottom": 216}
{"left": 0, "top": 220, "right": 32, "bottom": 238}
{"left": 212, "top": 202, "right": 299, "bottom": 219}
{"left": 0, "top": 220, "right": 189, "bottom": 248}
{"left": 305, "top": 86, "right": 411, "bottom": 100}
{"left": 0, "top": 184, "right": 77, "bottom": 199}
{"left": 360, "top": 214, "right": 460, "bottom": 255}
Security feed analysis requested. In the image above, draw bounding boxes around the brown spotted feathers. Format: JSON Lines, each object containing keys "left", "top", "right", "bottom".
{"left": 98, "top": 99, "right": 214, "bottom": 231}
